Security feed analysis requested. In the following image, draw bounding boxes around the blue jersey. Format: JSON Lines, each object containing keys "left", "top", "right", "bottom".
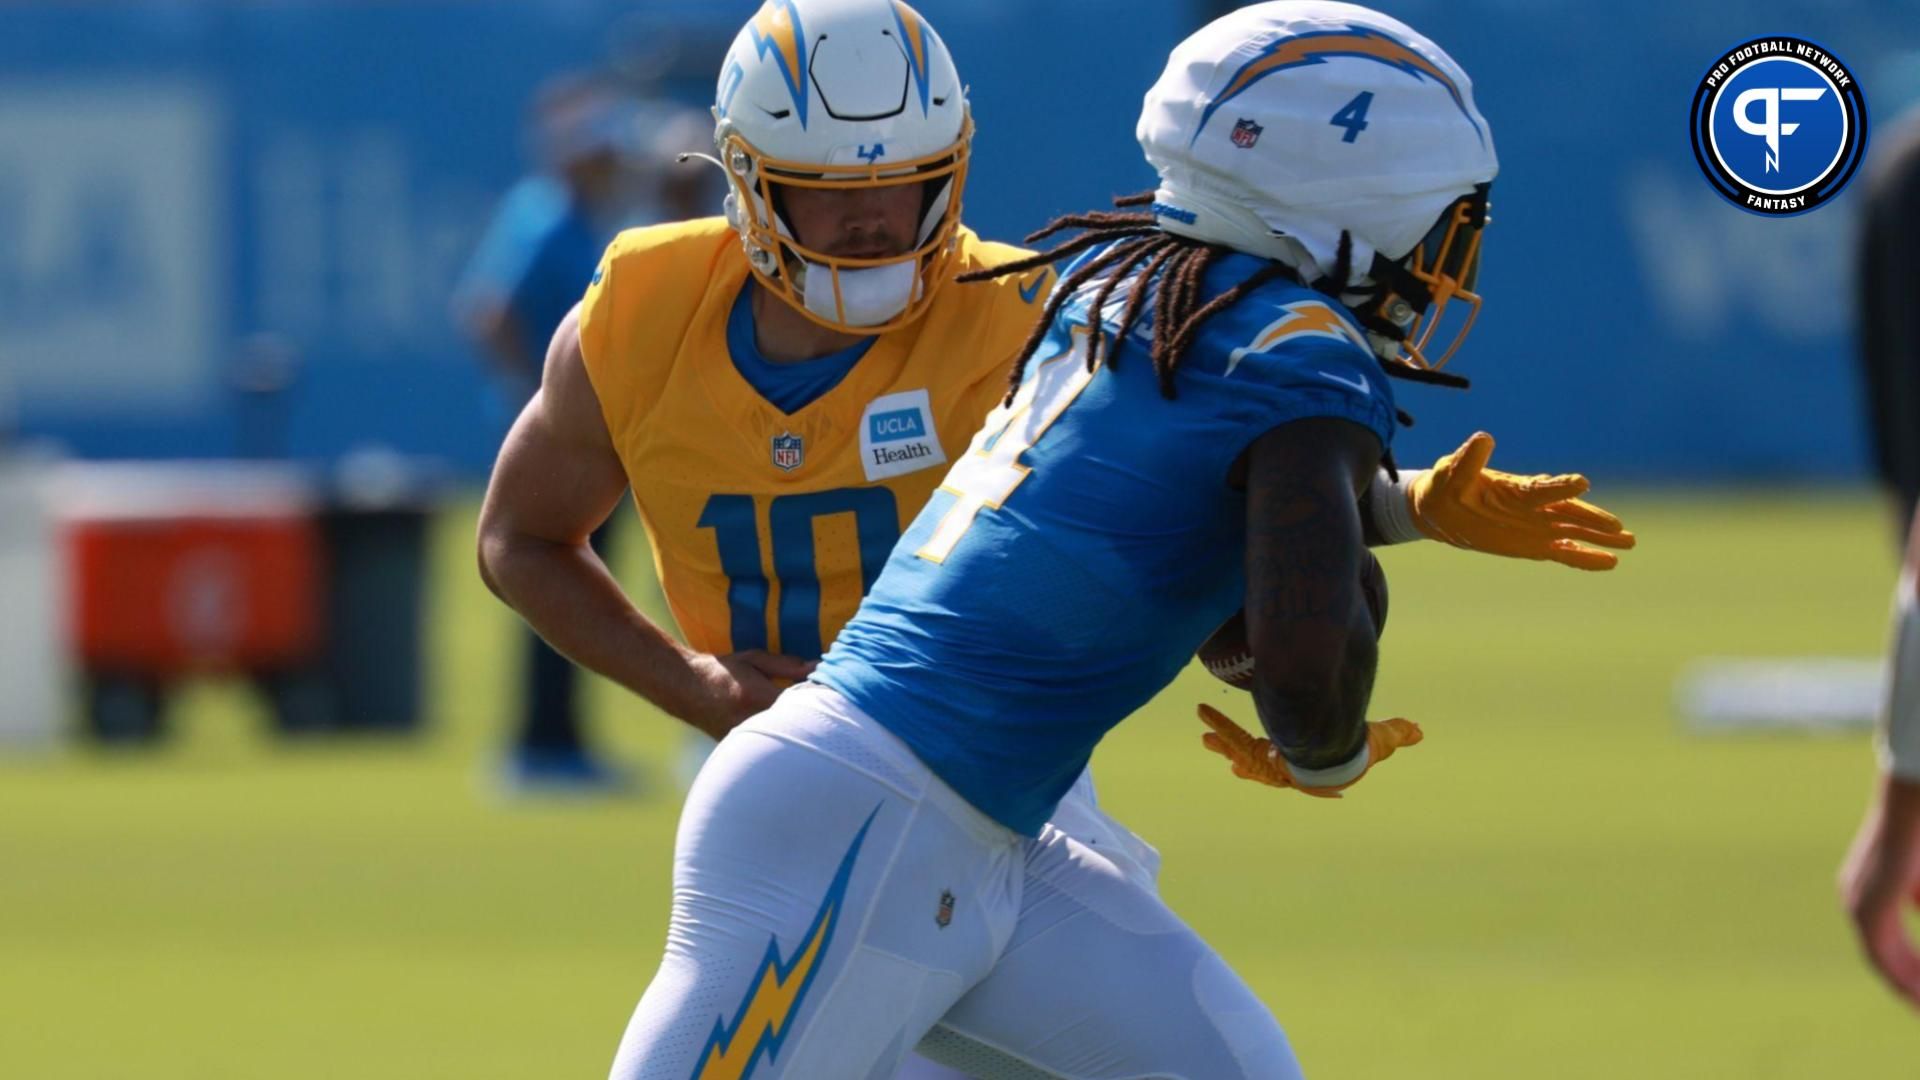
{"left": 814, "top": 242, "right": 1398, "bottom": 835}
{"left": 457, "top": 176, "right": 612, "bottom": 403}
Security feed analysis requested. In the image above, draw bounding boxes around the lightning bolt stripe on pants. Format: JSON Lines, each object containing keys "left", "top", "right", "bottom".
{"left": 689, "top": 806, "right": 881, "bottom": 1079}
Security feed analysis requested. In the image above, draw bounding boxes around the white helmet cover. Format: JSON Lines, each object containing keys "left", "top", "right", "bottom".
{"left": 1137, "top": 2, "right": 1498, "bottom": 367}
{"left": 714, "top": 0, "right": 971, "bottom": 333}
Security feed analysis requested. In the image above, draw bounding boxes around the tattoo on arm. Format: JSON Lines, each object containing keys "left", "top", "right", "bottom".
{"left": 1242, "top": 418, "right": 1381, "bottom": 769}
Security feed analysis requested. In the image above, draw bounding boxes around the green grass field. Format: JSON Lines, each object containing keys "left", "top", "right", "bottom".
{"left": 3, "top": 492, "right": 1916, "bottom": 1078}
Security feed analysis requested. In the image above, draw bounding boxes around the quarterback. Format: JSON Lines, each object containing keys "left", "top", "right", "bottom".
{"left": 576, "top": 1, "right": 1637, "bottom": 1077}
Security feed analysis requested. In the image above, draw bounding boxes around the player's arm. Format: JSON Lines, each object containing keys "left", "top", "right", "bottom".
{"left": 1241, "top": 416, "right": 1384, "bottom": 775}
{"left": 1841, "top": 507, "right": 1920, "bottom": 1008}
{"left": 475, "top": 305, "right": 809, "bottom": 739}
{"left": 1359, "top": 431, "right": 1636, "bottom": 570}
{"left": 1198, "top": 416, "right": 1420, "bottom": 798}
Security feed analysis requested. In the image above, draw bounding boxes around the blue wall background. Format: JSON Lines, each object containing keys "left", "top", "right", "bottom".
{"left": 3, "top": 0, "right": 1917, "bottom": 481}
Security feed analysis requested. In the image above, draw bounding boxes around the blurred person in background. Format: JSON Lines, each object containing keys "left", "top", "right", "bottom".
{"left": 1843, "top": 105, "right": 1920, "bottom": 1009}
{"left": 456, "top": 73, "right": 714, "bottom": 794}
{"left": 1857, "top": 105, "right": 1920, "bottom": 539}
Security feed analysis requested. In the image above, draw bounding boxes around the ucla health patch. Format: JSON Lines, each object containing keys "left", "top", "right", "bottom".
{"left": 1690, "top": 36, "right": 1867, "bottom": 216}
{"left": 860, "top": 389, "right": 945, "bottom": 482}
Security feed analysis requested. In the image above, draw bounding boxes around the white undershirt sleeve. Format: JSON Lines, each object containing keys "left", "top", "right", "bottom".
{"left": 1366, "top": 467, "right": 1425, "bottom": 545}
{"left": 1880, "top": 569, "right": 1920, "bottom": 781}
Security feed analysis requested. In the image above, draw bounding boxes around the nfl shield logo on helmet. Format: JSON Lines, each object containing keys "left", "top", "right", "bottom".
{"left": 771, "top": 431, "right": 805, "bottom": 472}
{"left": 1230, "top": 118, "right": 1263, "bottom": 148}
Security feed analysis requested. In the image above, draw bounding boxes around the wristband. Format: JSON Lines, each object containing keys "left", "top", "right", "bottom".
{"left": 1367, "top": 468, "right": 1425, "bottom": 545}
{"left": 1283, "top": 739, "right": 1371, "bottom": 789}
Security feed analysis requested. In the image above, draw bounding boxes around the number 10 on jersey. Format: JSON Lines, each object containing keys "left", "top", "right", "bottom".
{"left": 698, "top": 487, "right": 900, "bottom": 658}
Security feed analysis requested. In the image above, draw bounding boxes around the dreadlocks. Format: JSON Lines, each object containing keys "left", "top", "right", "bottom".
{"left": 957, "top": 192, "right": 1470, "bottom": 413}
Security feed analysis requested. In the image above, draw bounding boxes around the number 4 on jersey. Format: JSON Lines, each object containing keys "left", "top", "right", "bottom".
{"left": 916, "top": 331, "right": 1097, "bottom": 563}
{"left": 1330, "top": 91, "right": 1374, "bottom": 143}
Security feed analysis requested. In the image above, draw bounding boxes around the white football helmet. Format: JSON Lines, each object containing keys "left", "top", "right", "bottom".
{"left": 1137, "top": 1, "right": 1499, "bottom": 369}
{"left": 712, "top": 0, "right": 970, "bottom": 333}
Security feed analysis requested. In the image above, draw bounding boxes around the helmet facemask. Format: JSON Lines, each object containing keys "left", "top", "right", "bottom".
{"left": 1361, "top": 183, "right": 1491, "bottom": 372}
{"left": 719, "top": 115, "right": 971, "bottom": 335}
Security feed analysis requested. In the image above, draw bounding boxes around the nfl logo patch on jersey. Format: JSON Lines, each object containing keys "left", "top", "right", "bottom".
{"left": 771, "top": 431, "right": 804, "bottom": 472}
{"left": 1230, "top": 118, "right": 1263, "bottom": 149}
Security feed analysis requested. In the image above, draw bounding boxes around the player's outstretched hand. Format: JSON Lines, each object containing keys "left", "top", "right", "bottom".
{"left": 1410, "top": 431, "right": 1637, "bottom": 571}
{"left": 682, "top": 651, "right": 818, "bottom": 740}
{"left": 1840, "top": 775, "right": 1920, "bottom": 1010}
{"left": 1196, "top": 704, "right": 1421, "bottom": 798}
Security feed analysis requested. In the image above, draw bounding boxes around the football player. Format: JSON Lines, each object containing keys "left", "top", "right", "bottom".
{"left": 478, "top": 0, "right": 1630, "bottom": 759}
{"left": 590, "top": 2, "right": 1627, "bottom": 1076}
{"left": 1841, "top": 505, "right": 1920, "bottom": 1008}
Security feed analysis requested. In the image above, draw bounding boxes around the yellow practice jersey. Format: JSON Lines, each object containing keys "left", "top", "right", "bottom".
{"left": 577, "top": 217, "right": 1052, "bottom": 659}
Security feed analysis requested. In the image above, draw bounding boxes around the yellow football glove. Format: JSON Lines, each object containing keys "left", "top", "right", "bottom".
{"left": 1197, "top": 704, "right": 1423, "bottom": 798}
{"left": 1409, "top": 431, "right": 1636, "bottom": 571}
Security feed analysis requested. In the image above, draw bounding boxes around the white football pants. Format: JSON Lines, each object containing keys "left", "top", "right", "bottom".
{"left": 608, "top": 683, "right": 1302, "bottom": 1080}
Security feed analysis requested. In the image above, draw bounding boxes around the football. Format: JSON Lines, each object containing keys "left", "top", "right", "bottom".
{"left": 1197, "top": 550, "right": 1389, "bottom": 689}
